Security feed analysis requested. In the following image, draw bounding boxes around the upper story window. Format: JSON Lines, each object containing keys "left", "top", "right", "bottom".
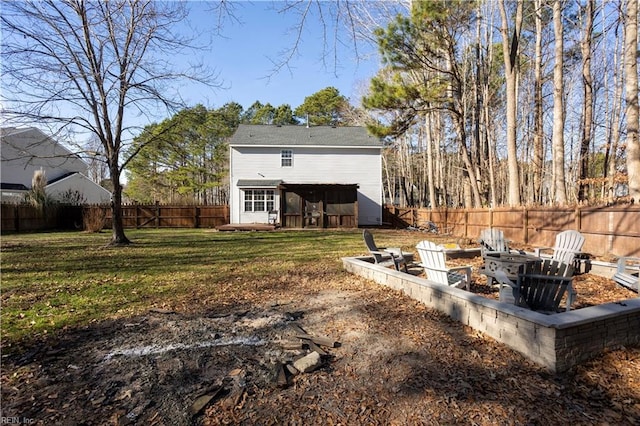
{"left": 281, "top": 149, "right": 293, "bottom": 167}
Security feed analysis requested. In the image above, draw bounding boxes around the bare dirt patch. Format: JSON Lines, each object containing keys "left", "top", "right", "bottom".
{"left": 2, "top": 269, "right": 639, "bottom": 425}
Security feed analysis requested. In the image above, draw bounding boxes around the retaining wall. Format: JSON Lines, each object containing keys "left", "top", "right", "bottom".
{"left": 342, "top": 256, "right": 640, "bottom": 372}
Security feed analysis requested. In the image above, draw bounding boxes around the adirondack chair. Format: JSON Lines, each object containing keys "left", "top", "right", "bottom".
{"left": 534, "top": 230, "right": 585, "bottom": 267}
{"left": 613, "top": 257, "right": 639, "bottom": 292}
{"left": 478, "top": 228, "right": 520, "bottom": 285}
{"left": 415, "top": 240, "right": 472, "bottom": 290}
{"left": 478, "top": 228, "right": 511, "bottom": 256}
{"left": 363, "top": 229, "right": 412, "bottom": 272}
{"left": 496, "top": 259, "right": 575, "bottom": 313}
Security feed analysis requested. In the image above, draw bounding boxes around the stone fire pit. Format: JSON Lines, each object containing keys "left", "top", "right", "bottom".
{"left": 342, "top": 256, "right": 640, "bottom": 372}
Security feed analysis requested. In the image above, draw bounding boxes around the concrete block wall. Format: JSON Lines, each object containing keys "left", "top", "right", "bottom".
{"left": 343, "top": 256, "right": 640, "bottom": 372}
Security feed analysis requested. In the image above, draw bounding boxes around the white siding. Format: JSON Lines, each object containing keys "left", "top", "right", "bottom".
{"left": 47, "top": 174, "right": 112, "bottom": 204}
{"left": 230, "top": 146, "right": 382, "bottom": 225}
{"left": 1, "top": 128, "right": 88, "bottom": 186}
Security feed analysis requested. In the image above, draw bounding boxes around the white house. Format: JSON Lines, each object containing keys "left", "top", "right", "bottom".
{"left": 1, "top": 127, "right": 112, "bottom": 204}
{"left": 229, "top": 124, "right": 383, "bottom": 228}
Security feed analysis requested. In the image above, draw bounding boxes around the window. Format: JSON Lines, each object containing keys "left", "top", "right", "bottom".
{"left": 244, "top": 189, "right": 275, "bottom": 212}
{"left": 281, "top": 149, "right": 293, "bottom": 167}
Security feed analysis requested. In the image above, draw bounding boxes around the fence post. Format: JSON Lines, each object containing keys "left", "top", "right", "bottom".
{"left": 464, "top": 209, "right": 469, "bottom": 238}
{"left": 14, "top": 205, "right": 19, "bottom": 232}
{"left": 608, "top": 209, "right": 615, "bottom": 254}
{"left": 155, "top": 201, "right": 160, "bottom": 229}
{"left": 523, "top": 206, "right": 529, "bottom": 244}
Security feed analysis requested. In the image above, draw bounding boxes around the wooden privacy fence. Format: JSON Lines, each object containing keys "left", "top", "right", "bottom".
{"left": 1, "top": 204, "right": 229, "bottom": 232}
{"left": 101, "top": 204, "right": 230, "bottom": 229}
{"left": 1, "top": 204, "right": 83, "bottom": 232}
{"left": 384, "top": 205, "right": 640, "bottom": 258}
{"left": 4, "top": 202, "right": 638, "bottom": 257}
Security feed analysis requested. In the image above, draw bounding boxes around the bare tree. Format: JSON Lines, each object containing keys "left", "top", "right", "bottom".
{"left": 256, "top": 0, "right": 408, "bottom": 80}
{"left": 603, "top": 6, "right": 624, "bottom": 203}
{"left": 1, "top": 0, "right": 218, "bottom": 244}
{"left": 552, "top": 0, "right": 568, "bottom": 204}
{"left": 578, "top": 0, "right": 595, "bottom": 202}
{"left": 532, "top": 0, "right": 546, "bottom": 205}
{"left": 624, "top": 0, "right": 640, "bottom": 203}
{"left": 498, "top": 0, "right": 524, "bottom": 206}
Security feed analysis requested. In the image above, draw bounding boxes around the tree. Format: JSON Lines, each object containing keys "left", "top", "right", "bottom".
{"left": 126, "top": 104, "right": 240, "bottom": 204}
{"left": 242, "top": 101, "right": 297, "bottom": 125}
{"left": 1, "top": 0, "right": 217, "bottom": 244}
{"left": 532, "top": 0, "right": 546, "bottom": 204}
{"left": 273, "top": 105, "right": 299, "bottom": 125}
{"left": 294, "top": 87, "right": 350, "bottom": 126}
{"left": 552, "top": 0, "right": 568, "bottom": 204}
{"left": 498, "top": 0, "right": 524, "bottom": 206}
{"left": 578, "top": 0, "right": 595, "bottom": 202}
{"left": 624, "top": 0, "right": 640, "bottom": 203}
{"left": 252, "top": 103, "right": 277, "bottom": 125}
{"left": 363, "top": 1, "right": 482, "bottom": 208}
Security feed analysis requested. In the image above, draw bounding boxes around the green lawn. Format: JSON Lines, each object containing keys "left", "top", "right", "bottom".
{"left": 1, "top": 228, "right": 431, "bottom": 348}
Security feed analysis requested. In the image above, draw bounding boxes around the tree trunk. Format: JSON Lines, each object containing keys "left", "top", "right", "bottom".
{"left": 578, "top": 0, "right": 594, "bottom": 202}
{"left": 109, "top": 162, "right": 130, "bottom": 245}
{"left": 552, "top": 0, "right": 568, "bottom": 204}
{"left": 533, "top": 0, "right": 545, "bottom": 204}
{"left": 624, "top": 0, "right": 640, "bottom": 203}
{"left": 605, "top": 15, "right": 624, "bottom": 203}
{"left": 425, "top": 114, "right": 437, "bottom": 208}
{"left": 498, "top": 0, "right": 523, "bottom": 206}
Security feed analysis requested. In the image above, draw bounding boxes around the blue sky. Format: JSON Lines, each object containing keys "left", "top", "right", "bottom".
{"left": 180, "top": 1, "right": 382, "bottom": 112}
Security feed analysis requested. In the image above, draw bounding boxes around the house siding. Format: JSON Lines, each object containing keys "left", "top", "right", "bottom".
{"left": 1, "top": 128, "right": 87, "bottom": 186}
{"left": 47, "top": 173, "right": 112, "bottom": 204}
{"left": 230, "top": 145, "right": 382, "bottom": 226}
{"left": 1, "top": 127, "right": 112, "bottom": 204}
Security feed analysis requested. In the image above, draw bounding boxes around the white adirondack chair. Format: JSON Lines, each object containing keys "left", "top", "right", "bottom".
{"left": 416, "top": 240, "right": 472, "bottom": 290}
{"left": 478, "top": 227, "right": 516, "bottom": 285}
{"left": 534, "top": 230, "right": 585, "bottom": 266}
{"left": 613, "top": 257, "right": 639, "bottom": 292}
{"left": 478, "top": 228, "right": 511, "bottom": 256}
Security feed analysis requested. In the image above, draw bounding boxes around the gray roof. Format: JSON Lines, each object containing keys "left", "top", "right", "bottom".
{"left": 236, "top": 179, "right": 282, "bottom": 188}
{"left": 230, "top": 124, "right": 382, "bottom": 147}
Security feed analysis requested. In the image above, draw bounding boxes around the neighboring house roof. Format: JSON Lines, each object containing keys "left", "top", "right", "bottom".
{"left": 229, "top": 124, "right": 382, "bottom": 148}
{"left": 1, "top": 127, "right": 111, "bottom": 204}
{"left": 47, "top": 171, "right": 76, "bottom": 185}
{"left": 1, "top": 127, "right": 88, "bottom": 186}
{"left": 1, "top": 183, "right": 28, "bottom": 191}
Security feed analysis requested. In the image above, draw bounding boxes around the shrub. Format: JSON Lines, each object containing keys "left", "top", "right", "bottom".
{"left": 24, "top": 169, "right": 55, "bottom": 213}
{"left": 83, "top": 206, "right": 107, "bottom": 232}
